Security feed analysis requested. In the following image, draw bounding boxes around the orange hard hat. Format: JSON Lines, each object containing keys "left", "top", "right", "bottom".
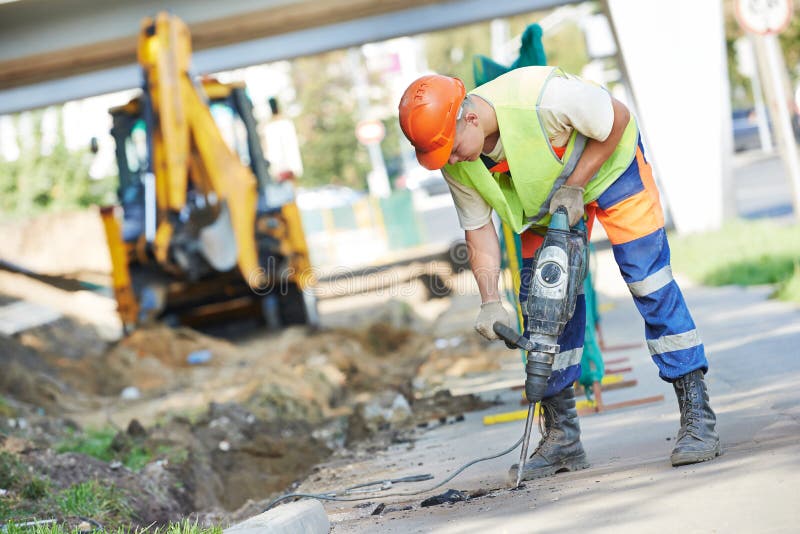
{"left": 398, "top": 74, "right": 466, "bottom": 170}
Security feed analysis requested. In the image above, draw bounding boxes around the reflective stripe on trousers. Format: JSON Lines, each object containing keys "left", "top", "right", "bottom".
{"left": 519, "top": 136, "right": 708, "bottom": 396}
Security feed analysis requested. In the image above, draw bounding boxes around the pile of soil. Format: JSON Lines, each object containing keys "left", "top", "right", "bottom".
{"left": 0, "top": 334, "right": 96, "bottom": 417}
{"left": 0, "top": 208, "right": 515, "bottom": 530}
{"left": 416, "top": 336, "right": 503, "bottom": 380}
{"left": 0, "top": 280, "right": 501, "bottom": 528}
{"left": 0, "top": 307, "right": 491, "bottom": 521}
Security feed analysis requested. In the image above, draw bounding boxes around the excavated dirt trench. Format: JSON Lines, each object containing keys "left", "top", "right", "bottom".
{"left": 0, "top": 299, "right": 502, "bottom": 526}
{"left": 0, "top": 210, "right": 506, "bottom": 526}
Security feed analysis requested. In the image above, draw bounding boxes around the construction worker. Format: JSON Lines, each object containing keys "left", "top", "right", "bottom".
{"left": 398, "top": 67, "right": 720, "bottom": 481}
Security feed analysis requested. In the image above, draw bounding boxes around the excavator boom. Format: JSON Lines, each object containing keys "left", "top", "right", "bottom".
{"left": 101, "top": 12, "right": 315, "bottom": 332}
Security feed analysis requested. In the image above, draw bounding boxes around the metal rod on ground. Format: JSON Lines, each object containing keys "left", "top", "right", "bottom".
{"left": 514, "top": 402, "right": 536, "bottom": 489}
{"left": 592, "top": 381, "right": 603, "bottom": 411}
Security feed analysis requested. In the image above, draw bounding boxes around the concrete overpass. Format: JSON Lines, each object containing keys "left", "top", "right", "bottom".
{"left": 0, "top": 0, "right": 573, "bottom": 115}
{"left": 0, "top": 0, "right": 735, "bottom": 233}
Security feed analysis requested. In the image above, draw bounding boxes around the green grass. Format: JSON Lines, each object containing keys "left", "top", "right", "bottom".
{"left": 55, "top": 429, "right": 152, "bottom": 472}
{"left": 1, "top": 520, "right": 222, "bottom": 534}
{"left": 56, "top": 481, "right": 131, "bottom": 521}
{"left": 0, "top": 452, "right": 51, "bottom": 523}
{"left": 0, "top": 451, "right": 23, "bottom": 489}
{"left": 123, "top": 447, "right": 152, "bottom": 472}
{"left": 55, "top": 428, "right": 188, "bottom": 473}
{"left": 159, "top": 520, "right": 223, "bottom": 534}
{"left": 774, "top": 261, "right": 800, "bottom": 301}
{"left": 55, "top": 428, "right": 118, "bottom": 463}
{"left": 0, "top": 396, "right": 15, "bottom": 417}
{"left": 0, "top": 499, "right": 10, "bottom": 522}
{"left": 20, "top": 478, "right": 49, "bottom": 501}
{"left": 1, "top": 465, "right": 215, "bottom": 533}
{"left": 155, "top": 445, "right": 189, "bottom": 466}
{"left": 669, "top": 219, "right": 800, "bottom": 303}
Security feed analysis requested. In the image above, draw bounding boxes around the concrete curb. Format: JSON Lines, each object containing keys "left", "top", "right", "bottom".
{"left": 223, "top": 500, "right": 329, "bottom": 534}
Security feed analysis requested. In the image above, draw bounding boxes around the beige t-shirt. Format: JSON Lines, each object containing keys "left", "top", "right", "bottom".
{"left": 443, "top": 73, "right": 614, "bottom": 230}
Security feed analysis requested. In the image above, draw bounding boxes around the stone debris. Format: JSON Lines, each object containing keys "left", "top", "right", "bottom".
{"left": 420, "top": 489, "right": 468, "bottom": 507}
{"left": 0, "top": 218, "right": 502, "bottom": 527}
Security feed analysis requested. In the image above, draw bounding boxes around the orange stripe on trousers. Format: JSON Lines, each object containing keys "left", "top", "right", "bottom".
{"left": 593, "top": 146, "right": 664, "bottom": 246}
{"left": 520, "top": 146, "right": 659, "bottom": 255}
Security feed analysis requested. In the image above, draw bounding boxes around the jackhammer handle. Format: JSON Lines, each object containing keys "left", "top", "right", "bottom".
{"left": 555, "top": 205, "right": 588, "bottom": 233}
{"left": 493, "top": 322, "right": 526, "bottom": 350}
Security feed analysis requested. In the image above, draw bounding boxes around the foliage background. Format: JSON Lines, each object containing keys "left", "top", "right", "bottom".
{"left": 0, "top": 113, "right": 115, "bottom": 220}
{"left": 290, "top": 50, "right": 372, "bottom": 190}
{"left": 0, "top": 2, "right": 798, "bottom": 209}
{"left": 725, "top": 2, "right": 800, "bottom": 108}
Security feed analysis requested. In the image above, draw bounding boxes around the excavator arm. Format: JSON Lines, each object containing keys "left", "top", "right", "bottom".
{"left": 137, "top": 13, "right": 261, "bottom": 287}
{"left": 102, "top": 12, "right": 316, "bottom": 331}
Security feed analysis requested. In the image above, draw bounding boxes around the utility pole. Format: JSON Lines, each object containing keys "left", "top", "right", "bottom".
{"left": 755, "top": 34, "right": 800, "bottom": 218}
{"left": 348, "top": 47, "right": 391, "bottom": 198}
{"left": 735, "top": 36, "right": 773, "bottom": 153}
{"left": 735, "top": 0, "right": 800, "bottom": 219}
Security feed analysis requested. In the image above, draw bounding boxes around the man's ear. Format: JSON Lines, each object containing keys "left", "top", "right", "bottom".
{"left": 465, "top": 111, "right": 480, "bottom": 127}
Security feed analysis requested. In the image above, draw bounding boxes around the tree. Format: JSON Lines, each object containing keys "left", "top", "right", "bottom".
{"left": 424, "top": 12, "right": 590, "bottom": 90}
{"left": 778, "top": 13, "right": 800, "bottom": 83}
{"left": 0, "top": 111, "right": 115, "bottom": 219}
{"left": 539, "top": 21, "right": 589, "bottom": 75}
{"left": 291, "top": 50, "right": 371, "bottom": 190}
{"left": 424, "top": 21, "right": 493, "bottom": 90}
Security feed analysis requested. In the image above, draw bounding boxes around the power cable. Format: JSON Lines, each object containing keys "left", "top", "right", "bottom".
{"left": 265, "top": 419, "right": 531, "bottom": 510}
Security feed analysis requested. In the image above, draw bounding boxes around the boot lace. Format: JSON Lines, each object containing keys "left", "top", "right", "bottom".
{"left": 533, "top": 401, "right": 557, "bottom": 456}
{"left": 680, "top": 381, "right": 702, "bottom": 440}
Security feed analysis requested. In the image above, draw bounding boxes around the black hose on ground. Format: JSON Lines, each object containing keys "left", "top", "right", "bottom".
{"left": 264, "top": 431, "right": 526, "bottom": 510}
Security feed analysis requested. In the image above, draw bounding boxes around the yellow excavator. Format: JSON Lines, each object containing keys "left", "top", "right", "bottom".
{"left": 100, "top": 12, "right": 316, "bottom": 333}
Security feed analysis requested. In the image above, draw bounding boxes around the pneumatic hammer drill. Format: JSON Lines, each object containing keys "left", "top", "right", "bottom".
{"left": 493, "top": 206, "right": 587, "bottom": 488}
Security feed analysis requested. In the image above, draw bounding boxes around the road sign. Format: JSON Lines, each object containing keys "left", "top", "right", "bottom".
{"left": 743, "top": 18, "right": 800, "bottom": 220}
{"left": 735, "top": 0, "right": 794, "bottom": 35}
{"left": 355, "top": 119, "right": 385, "bottom": 145}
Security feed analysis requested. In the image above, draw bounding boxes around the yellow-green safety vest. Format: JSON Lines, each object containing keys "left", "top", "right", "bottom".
{"left": 443, "top": 66, "right": 639, "bottom": 233}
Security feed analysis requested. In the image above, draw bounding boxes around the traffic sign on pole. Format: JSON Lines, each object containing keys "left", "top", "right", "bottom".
{"left": 355, "top": 119, "right": 386, "bottom": 146}
{"left": 737, "top": 0, "right": 800, "bottom": 219}
{"left": 734, "top": 0, "right": 793, "bottom": 35}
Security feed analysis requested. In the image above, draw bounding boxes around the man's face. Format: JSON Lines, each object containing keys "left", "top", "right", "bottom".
{"left": 447, "top": 119, "right": 483, "bottom": 165}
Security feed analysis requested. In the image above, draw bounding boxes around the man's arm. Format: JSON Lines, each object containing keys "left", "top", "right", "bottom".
{"left": 465, "top": 220, "right": 502, "bottom": 303}
{"left": 444, "top": 170, "right": 510, "bottom": 340}
{"left": 565, "top": 97, "right": 630, "bottom": 188}
{"left": 545, "top": 78, "right": 631, "bottom": 225}
{"left": 466, "top": 219, "right": 511, "bottom": 340}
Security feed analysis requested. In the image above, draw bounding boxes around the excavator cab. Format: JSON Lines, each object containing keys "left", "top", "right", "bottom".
{"left": 102, "top": 13, "right": 316, "bottom": 333}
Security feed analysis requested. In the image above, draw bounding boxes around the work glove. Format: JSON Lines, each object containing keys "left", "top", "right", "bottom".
{"left": 474, "top": 300, "right": 511, "bottom": 341}
{"left": 549, "top": 185, "right": 585, "bottom": 227}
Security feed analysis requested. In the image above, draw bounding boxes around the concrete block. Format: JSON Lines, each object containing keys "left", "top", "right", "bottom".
{"left": 224, "top": 500, "right": 329, "bottom": 534}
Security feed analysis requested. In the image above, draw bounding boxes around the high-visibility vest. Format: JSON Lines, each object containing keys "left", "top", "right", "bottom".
{"left": 444, "top": 66, "right": 639, "bottom": 233}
